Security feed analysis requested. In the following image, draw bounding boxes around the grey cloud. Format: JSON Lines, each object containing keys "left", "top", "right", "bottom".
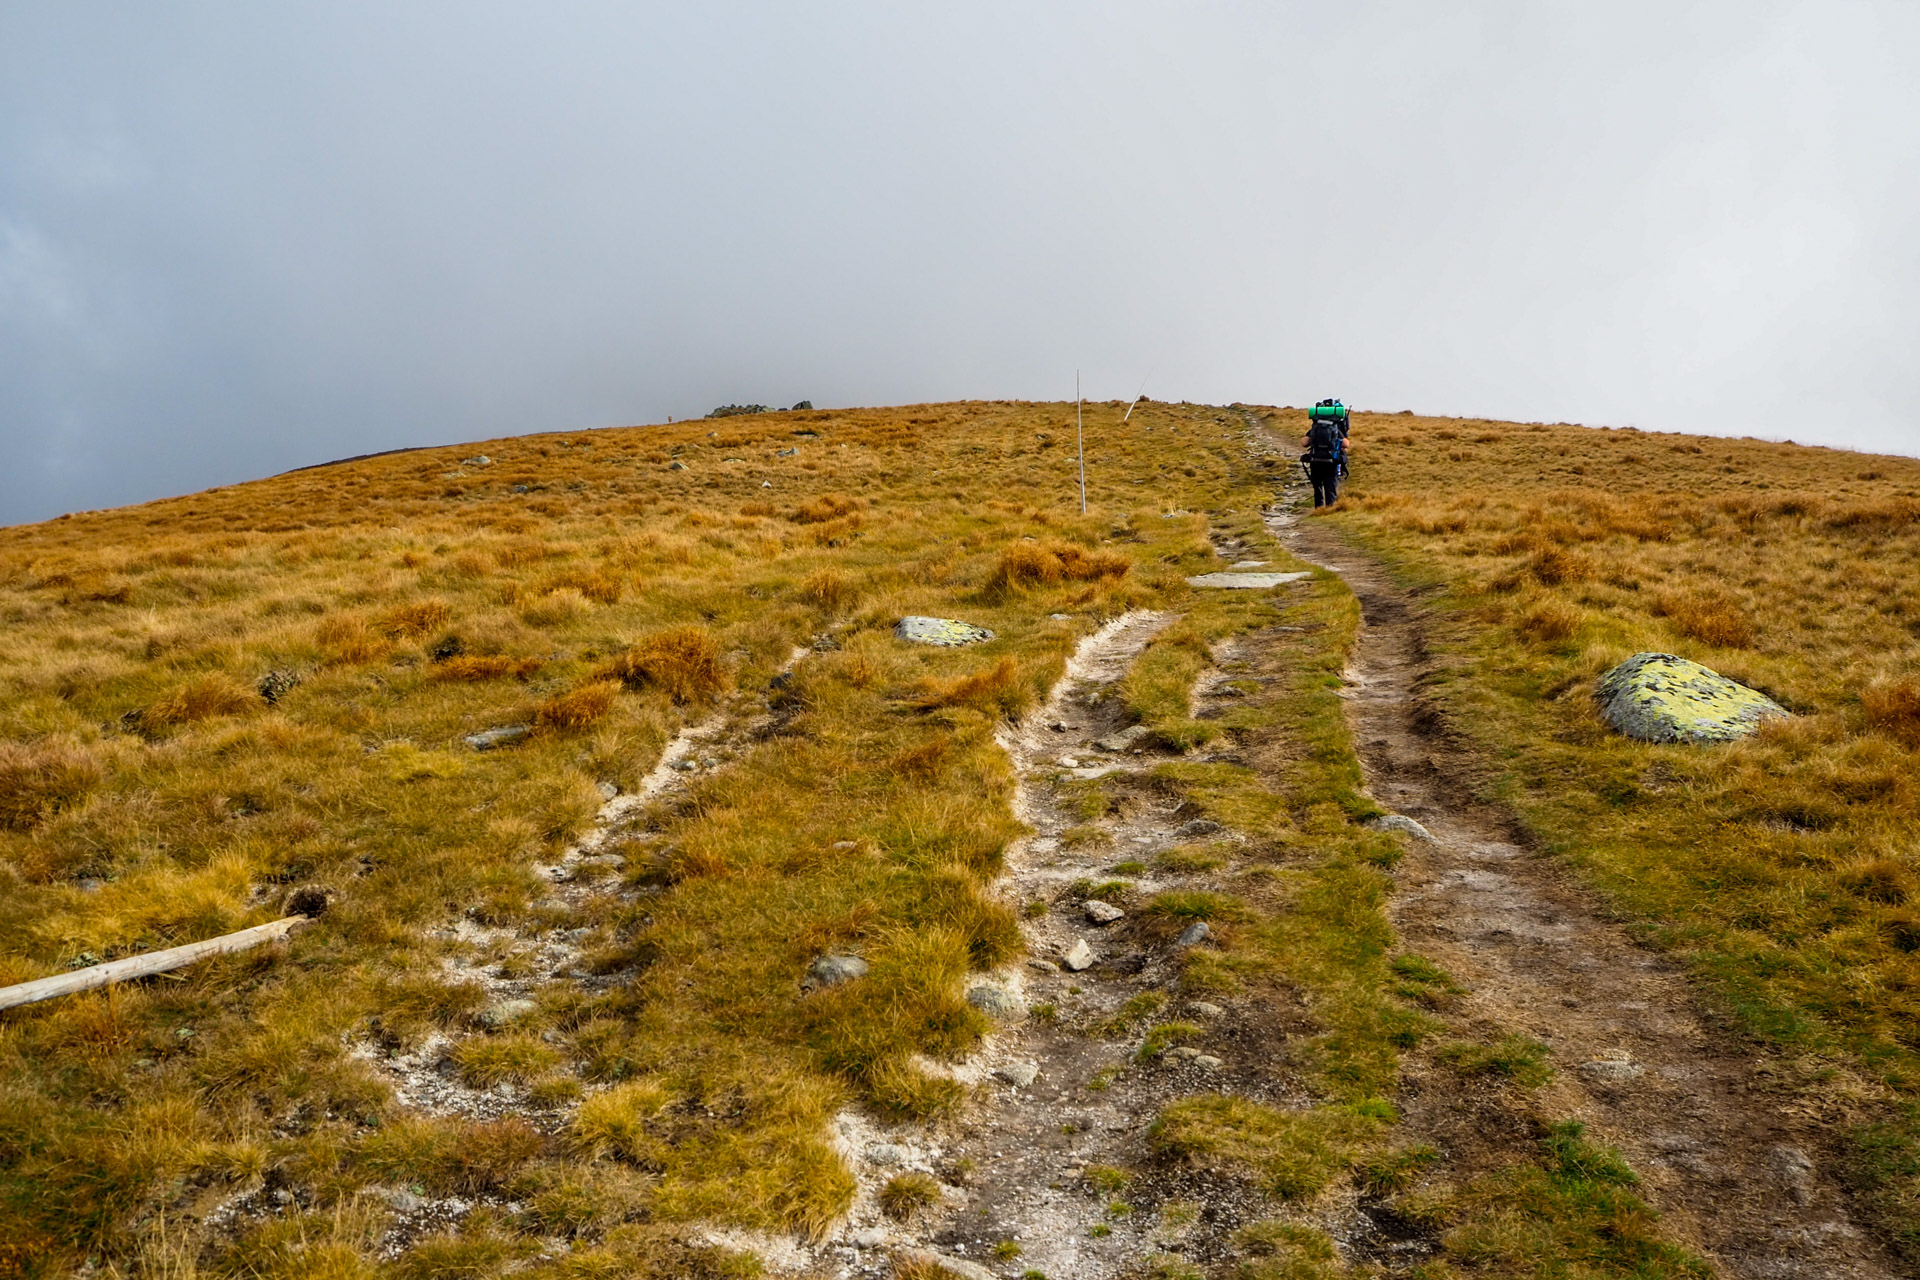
{"left": 1, "top": 2, "right": 1916, "bottom": 525}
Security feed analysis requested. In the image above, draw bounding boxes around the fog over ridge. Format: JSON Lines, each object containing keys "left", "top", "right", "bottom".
{"left": 2, "top": 2, "right": 1916, "bottom": 524}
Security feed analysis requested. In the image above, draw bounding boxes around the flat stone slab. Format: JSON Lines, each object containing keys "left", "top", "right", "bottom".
{"left": 1185, "top": 571, "right": 1311, "bottom": 589}
{"left": 1596, "top": 652, "right": 1788, "bottom": 743}
{"left": 894, "top": 615, "right": 995, "bottom": 646}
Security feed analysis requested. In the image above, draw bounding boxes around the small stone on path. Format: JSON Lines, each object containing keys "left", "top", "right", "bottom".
{"left": 1578, "top": 1059, "right": 1644, "bottom": 1082}
{"left": 1026, "top": 958, "right": 1058, "bottom": 973}
{"left": 1193, "top": 1054, "right": 1224, "bottom": 1070}
{"left": 966, "top": 983, "right": 1023, "bottom": 1019}
{"left": 1369, "top": 813, "right": 1434, "bottom": 842}
{"left": 1084, "top": 899, "right": 1124, "bottom": 925}
{"left": 477, "top": 999, "right": 537, "bottom": 1029}
{"left": 1175, "top": 921, "right": 1211, "bottom": 947}
{"left": 1188, "top": 1001, "right": 1225, "bottom": 1018}
{"left": 1095, "top": 724, "right": 1151, "bottom": 752}
{"left": 994, "top": 1061, "right": 1040, "bottom": 1087}
{"left": 1186, "top": 571, "right": 1311, "bottom": 589}
{"left": 1174, "top": 819, "right": 1221, "bottom": 838}
{"left": 1061, "top": 939, "right": 1095, "bottom": 971}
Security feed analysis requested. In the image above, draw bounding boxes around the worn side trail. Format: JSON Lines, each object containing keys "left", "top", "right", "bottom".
{"left": 212, "top": 649, "right": 812, "bottom": 1256}
{"left": 786, "top": 610, "right": 1325, "bottom": 1279}
{"left": 1253, "top": 428, "right": 1900, "bottom": 1278}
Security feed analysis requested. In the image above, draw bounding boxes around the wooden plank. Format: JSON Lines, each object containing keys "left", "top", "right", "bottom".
{"left": 0, "top": 916, "right": 312, "bottom": 1013}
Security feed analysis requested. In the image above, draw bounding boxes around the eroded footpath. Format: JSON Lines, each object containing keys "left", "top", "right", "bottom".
{"left": 1260, "top": 426, "right": 1901, "bottom": 1279}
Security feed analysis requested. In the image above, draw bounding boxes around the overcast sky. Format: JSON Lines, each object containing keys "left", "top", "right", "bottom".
{"left": 2, "top": 3, "right": 1916, "bottom": 525}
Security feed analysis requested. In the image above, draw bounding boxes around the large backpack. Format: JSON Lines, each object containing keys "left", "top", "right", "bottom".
{"left": 1307, "top": 419, "right": 1340, "bottom": 463}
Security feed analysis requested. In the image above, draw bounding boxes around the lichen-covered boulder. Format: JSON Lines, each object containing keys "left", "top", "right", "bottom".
{"left": 1596, "top": 652, "right": 1786, "bottom": 743}
{"left": 894, "top": 616, "right": 995, "bottom": 646}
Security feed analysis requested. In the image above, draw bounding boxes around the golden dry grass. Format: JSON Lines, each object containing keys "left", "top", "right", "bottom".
{"left": 0, "top": 398, "right": 1260, "bottom": 1273}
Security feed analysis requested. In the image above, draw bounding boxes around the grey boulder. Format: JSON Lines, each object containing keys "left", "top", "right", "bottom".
{"left": 1595, "top": 652, "right": 1788, "bottom": 744}
{"left": 894, "top": 616, "right": 996, "bottom": 646}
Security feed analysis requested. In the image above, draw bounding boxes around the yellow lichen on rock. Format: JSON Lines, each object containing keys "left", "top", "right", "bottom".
{"left": 1595, "top": 652, "right": 1787, "bottom": 743}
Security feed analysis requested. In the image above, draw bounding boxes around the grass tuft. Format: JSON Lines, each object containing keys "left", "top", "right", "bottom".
{"left": 0, "top": 740, "right": 102, "bottom": 831}
{"left": 599, "top": 625, "right": 728, "bottom": 704}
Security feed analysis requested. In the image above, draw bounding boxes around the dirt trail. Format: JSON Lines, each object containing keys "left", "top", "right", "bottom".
{"left": 792, "top": 610, "right": 1333, "bottom": 1278}
{"left": 1255, "top": 434, "right": 1901, "bottom": 1277}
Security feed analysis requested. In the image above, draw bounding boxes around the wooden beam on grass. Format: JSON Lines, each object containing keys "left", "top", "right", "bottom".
{"left": 0, "top": 915, "right": 314, "bottom": 1013}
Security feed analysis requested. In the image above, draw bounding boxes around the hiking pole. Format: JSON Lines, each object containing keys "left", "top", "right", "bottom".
{"left": 1122, "top": 369, "right": 1152, "bottom": 423}
{"left": 1076, "top": 370, "right": 1087, "bottom": 514}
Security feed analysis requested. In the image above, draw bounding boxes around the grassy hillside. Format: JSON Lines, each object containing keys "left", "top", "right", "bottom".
{"left": 1322, "top": 412, "right": 1920, "bottom": 1252}
{"left": 0, "top": 401, "right": 1292, "bottom": 1274}
{"left": 6, "top": 395, "right": 1913, "bottom": 1278}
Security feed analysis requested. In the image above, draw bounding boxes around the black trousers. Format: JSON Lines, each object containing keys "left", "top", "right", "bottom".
{"left": 1310, "top": 461, "right": 1340, "bottom": 507}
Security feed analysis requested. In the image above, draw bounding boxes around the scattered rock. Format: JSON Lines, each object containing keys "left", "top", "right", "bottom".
{"left": 894, "top": 616, "right": 996, "bottom": 647}
{"left": 672, "top": 758, "right": 698, "bottom": 772}
{"left": 464, "top": 725, "right": 531, "bottom": 751}
{"left": 708, "top": 403, "right": 770, "bottom": 418}
{"left": 667, "top": 460, "right": 686, "bottom": 471}
{"left": 1369, "top": 814, "right": 1434, "bottom": 842}
{"left": 461, "top": 455, "right": 492, "bottom": 467}
{"left": 372, "top": 1186, "right": 426, "bottom": 1214}
{"left": 511, "top": 483, "right": 531, "bottom": 493}
{"left": 1578, "top": 1059, "right": 1643, "bottom": 1082}
{"left": 1185, "top": 571, "right": 1311, "bottom": 589}
{"left": 1095, "top": 724, "right": 1151, "bottom": 752}
{"left": 1228, "top": 560, "right": 1268, "bottom": 569}
{"left": 851, "top": 1226, "right": 886, "bottom": 1248}
{"left": 1193, "top": 1054, "right": 1224, "bottom": 1070}
{"left": 1188, "top": 1001, "right": 1225, "bottom": 1018}
{"left": 1061, "top": 939, "right": 1095, "bottom": 971}
{"left": 1025, "top": 958, "right": 1058, "bottom": 973}
{"left": 1596, "top": 652, "right": 1789, "bottom": 743}
{"left": 1084, "top": 899, "right": 1124, "bottom": 925}
{"left": 1049, "top": 613, "right": 1071, "bottom": 620}
{"left": 790, "top": 400, "right": 813, "bottom": 411}
{"left": 775, "top": 447, "right": 799, "bottom": 457}
{"left": 257, "top": 669, "right": 301, "bottom": 705}
{"left": 1175, "top": 921, "right": 1212, "bottom": 948}
{"left": 1057, "top": 756, "right": 1081, "bottom": 768}
{"left": 1168, "top": 1046, "right": 1201, "bottom": 1060}
{"left": 966, "top": 984, "right": 1023, "bottom": 1019}
{"left": 994, "top": 1061, "right": 1040, "bottom": 1088}
{"left": 865, "top": 1142, "right": 910, "bottom": 1166}
{"left": 832, "top": 840, "right": 858, "bottom": 851}
{"left": 1048, "top": 721, "right": 1070, "bottom": 733}
{"left": 805, "top": 954, "right": 868, "bottom": 989}
{"left": 1770, "top": 1144, "right": 1815, "bottom": 1205}
{"left": 596, "top": 781, "right": 619, "bottom": 801}
{"left": 478, "top": 999, "right": 538, "bottom": 1029}
{"left": 1174, "top": 819, "right": 1221, "bottom": 838}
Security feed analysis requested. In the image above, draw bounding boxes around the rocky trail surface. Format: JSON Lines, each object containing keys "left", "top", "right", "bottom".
{"left": 788, "top": 610, "right": 1344, "bottom": 1278}
{"left": 1252, "top": 416, "right": 1902, "bottom": 1279}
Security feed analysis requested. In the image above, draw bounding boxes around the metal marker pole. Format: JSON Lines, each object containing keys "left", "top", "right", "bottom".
{"left": 1076, "top": 370, "right": 1086, "bottom": 514}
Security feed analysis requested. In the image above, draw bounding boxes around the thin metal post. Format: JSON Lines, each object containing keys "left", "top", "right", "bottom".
{"left": 1076, "top": 370, "right": 1086, "bottom": 514}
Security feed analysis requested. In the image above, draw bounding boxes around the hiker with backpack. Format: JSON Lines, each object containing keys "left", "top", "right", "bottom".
{"left": 1302, "top": 399, "right": 1347, "bottom": 507}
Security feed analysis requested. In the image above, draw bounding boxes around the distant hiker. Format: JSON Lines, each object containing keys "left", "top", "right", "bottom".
{"left": 1303, "top": 415, "right": 1342, "bottom": 507}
